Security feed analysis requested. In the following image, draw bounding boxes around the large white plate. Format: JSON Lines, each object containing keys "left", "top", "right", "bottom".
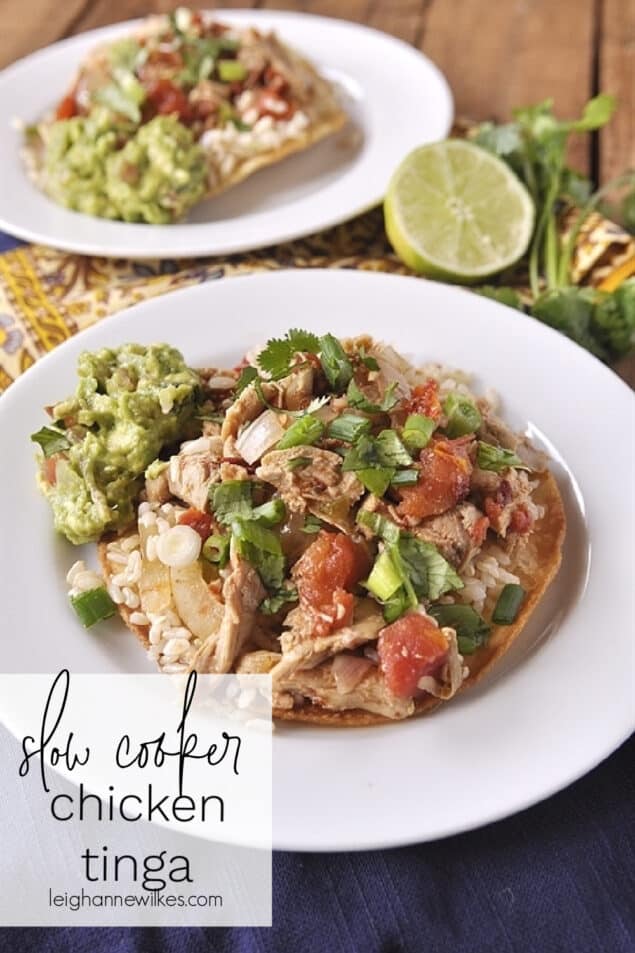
{"left": 0, "top": 270, "right": 633, "bottom": 851}
{"left": 0, "top": 11, "right": 452, "bottom": 258}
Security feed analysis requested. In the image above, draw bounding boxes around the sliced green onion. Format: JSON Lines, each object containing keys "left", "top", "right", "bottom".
{"left": 357, "top": 466, "right": 394, "bottom": 497}
{"left": 375, "top": 430, "right": 413, "bottom": 467}
{"left": 70, "top": 588, "right": 116, "bottom": 628}
{"left": 365, "top": 549, "right": 403, "bottom": 601}
{"left": 202, "top": 534, "right": 230, "bottom": 568}
{"left": 382, "top": 587, "right": 412, "bottom": 623}
{"left": 428, "top": 604, "right": 490, "bottom": 654}
{"left": 31, "top": 426, "right": 71, "bottom": 458}
{"left": 319, "top": 334, "right": 353, "bottom": 392}
{"left": 402, "top": 414, "right": 435, "bottom": 451}
{"left": 251, "top": 498, "right": 286, "bottom": 526}
{"left": 276, "top": 414, "right": 325, "bottom": 450}
{"left": 390, "top": 468, "right": 419, "bottom": 487}
{"left": 327, "top": 413, "right": 372, "bottom": 443}
{"left": 356, "top": 510, "right": 401, "bottom": 544}
{"left": 217, "top": 60, "right": 248, "bottom": 82}
{"left": 211, "top": 480, "right": 253, "bottom": 525}
{"left": 477, "top": 441, "right": 529, "bottom": 472}
{"left": 492, "top": 584, "right": 526, "bottom": 625}
{"left": 443, "top": 393, "right": 482, "bottom": 438}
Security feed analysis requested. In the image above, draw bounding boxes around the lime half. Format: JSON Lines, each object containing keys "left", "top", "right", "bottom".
{"left": 384, "top": 140, "right": 534, "bottom": 283}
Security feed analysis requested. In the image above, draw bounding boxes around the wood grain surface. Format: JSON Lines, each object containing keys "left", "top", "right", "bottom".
{"left": 2, "top": 0, "right": 632, "bottom": 182}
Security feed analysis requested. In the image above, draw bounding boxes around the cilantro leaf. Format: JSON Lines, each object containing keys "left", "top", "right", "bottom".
{"left": 231, "top": 519, "right": 286, "bottom": 590}
{"left": 257, "top": 329, "right": 320, "bottom": 380}
{"left": 211, "top": 480, "right": 253, "bottom": 526}
{"left": 260, "top": 586, "right": 298, "bottom": 615}
{"left": 31, "top": 426, "right": 71, "bottom": 458}
{"left": 235, "top": 365, "right": 258, "bottom": 395}
{"left": 347, "top": 379, "right": 399, "bottom": 413}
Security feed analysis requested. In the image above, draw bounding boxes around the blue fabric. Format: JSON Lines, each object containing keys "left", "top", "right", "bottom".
{"left": 1, "top": 734, "right": 633, "bottom": 952}
{"left": 0, "top": 233, "right": 22, "bottom": 252}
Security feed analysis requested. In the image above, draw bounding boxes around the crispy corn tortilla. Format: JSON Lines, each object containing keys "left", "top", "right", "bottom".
{"left": 100, "top": 470, "right": 565, "bottom": 726}
{"left": 26, "top": 23, "right": 348, "bottom": 210}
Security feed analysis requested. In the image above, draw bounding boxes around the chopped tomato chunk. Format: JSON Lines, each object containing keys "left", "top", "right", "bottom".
{"left": 55, "top": 93, "right": 78, "bottom": 120}
{"left": 145, "top": 79, "right": 191, "bottom": 121}
{"left": 397, "top": 437, "right": 473, "bottom": 521}
{"left": 43, "top": 455, "right": 59, "bottom": 487}
{"left": 178, "top": 508, "right": 213, "bottom": 540}
{"left": 294, "top": 531, "right": 370, "bottom": 636}
{"left": 402, "top": 380, "right": 442, "bottom": 420}
{"left": 510, "top": 504, "right": 532, "bottom": 534}
{"left": 470, "top": 515, "right": 490, "bottom": 546}
{"left": 378, "top": 614, "right": 449, "bottom": 698}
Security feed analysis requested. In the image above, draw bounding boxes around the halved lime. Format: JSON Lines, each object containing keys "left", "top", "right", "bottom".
{"left": 384, "top": 140, "right": 534, "bottom": 283}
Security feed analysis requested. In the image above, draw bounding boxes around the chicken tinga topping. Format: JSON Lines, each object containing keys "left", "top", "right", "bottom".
{"left": 33, "top": 332, "right": 552, "bottom": 720}
{"left": 23, "top": 8, "right": 345, "bottom": 223}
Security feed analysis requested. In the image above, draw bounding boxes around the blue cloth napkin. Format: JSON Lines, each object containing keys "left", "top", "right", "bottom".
{"left": 0, "top": 734, "right": 633, "bottom": 952}
{"left": 0, "top": 230, "right": 633, "bottom": 951}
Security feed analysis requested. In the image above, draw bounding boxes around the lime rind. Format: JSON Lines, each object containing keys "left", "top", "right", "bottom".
{"left": 384, "top": 140, "right": 535, "bottom": 283}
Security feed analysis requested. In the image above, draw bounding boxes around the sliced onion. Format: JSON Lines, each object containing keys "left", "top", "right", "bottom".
{"left": 235, "top": 410, "right": 285, "bottom": 465}
{"left": 370, "top": 343, "right": 411, "bottom": 398}
{"left": 332, "top": 653, "right": 375, "bottom": 694}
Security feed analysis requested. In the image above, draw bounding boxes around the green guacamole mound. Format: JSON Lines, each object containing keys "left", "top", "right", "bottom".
{"left": 43, "top": 344, "right": 201, "bottom": 545}
{"left": 43, "top": 111, "right": 208, "bottom": 224}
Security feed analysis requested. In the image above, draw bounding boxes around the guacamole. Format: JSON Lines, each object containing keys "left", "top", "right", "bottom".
{"left": 43, "top": 112, "right": 207, "bottom": 224}
{"left": 38, "top": 344, "right": 200, "bottom": 545}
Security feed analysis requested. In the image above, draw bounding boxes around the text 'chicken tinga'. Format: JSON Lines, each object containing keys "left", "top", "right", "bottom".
{"left": 33, "top": 332, "right": 565, "bottom": 723}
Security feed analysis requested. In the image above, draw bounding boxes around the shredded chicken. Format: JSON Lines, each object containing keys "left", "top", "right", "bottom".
{"left": 417, "top": 627, "right": 467, "bottom": 700}
{"left": 279, "top": 663, "right": 415, "bottom": 720}
{"left": 256, "top": 446, "right": 364, "bottom": 513}
{"left": 477, "top": 402, "right": 549, "bottom": 470}
{"left": 145, "top": 468, "right": 171, "bottom": 504}
{"left": 167, "top": 436, "right": 224, "bottom": 511}
{"left": 414, "top": 502, "right": 487, "bottom": 570}
{"left": 476, "top": 468, "right": 537, "bottom": 537}
{"left": 191, "top": 550, "right": 265, "bottom": 674}
{"left": 272, "top": 601, "right": 384, "bottom": 681}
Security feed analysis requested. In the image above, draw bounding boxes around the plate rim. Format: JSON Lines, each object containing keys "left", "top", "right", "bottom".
{"left": 1, "top": 269, "right": 633, "bottom": 852}
{"left": 0, "top": 9, "right": 453, "bottom": 258}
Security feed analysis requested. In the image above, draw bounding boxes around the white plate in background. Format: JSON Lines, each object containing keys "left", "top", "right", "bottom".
{"left": 0, "top": 11, "right": 452, "bottom": 258}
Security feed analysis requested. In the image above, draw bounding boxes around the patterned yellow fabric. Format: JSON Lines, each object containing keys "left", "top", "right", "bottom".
{"left": 0, "top": 206, "right": 633, "bottom": 394}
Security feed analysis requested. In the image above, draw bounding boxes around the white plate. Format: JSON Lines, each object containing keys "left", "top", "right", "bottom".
{"left": 0, "top": 270, "right": 633, "bottom": 851}
{"left": 0, "top": 11, "right": 452, "bottom": 258}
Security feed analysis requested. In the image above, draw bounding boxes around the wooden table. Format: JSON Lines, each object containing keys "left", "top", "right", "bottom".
{"left": 3, "top": 0, "right": 633, "bottom": 180}
{"left": 2, "top": 0, "right": 634, "bottom": 382}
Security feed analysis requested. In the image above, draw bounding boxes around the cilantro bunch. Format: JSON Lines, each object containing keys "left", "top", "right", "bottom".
{"left": 473, "top": 95, "right": 635, "bottom": 362}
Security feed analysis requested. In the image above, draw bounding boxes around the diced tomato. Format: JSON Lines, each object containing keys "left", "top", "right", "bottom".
{"left": 294, "top": 531, "right": 370, "bottom": 636}
{"left": 510, "top": 504, "right": 532, "bottom": 534}
{"left": 402, "top": 380, "right": 442, "bottom": 421}
{"left": 255, "top": 89, "right": 295, "bottom": 120}
{"left": 55, "top": 93, "right": 78, "bottom": 120}
{"left": 470, "top": 515, "right": 490, "bottom": 546}
{"left": 378, "top": 614, "right": 449, "bottom": 698}
{"left": 43, "top": 455, "right": 59, "bottom": 487}
{"left": 178, "top": 508, "right": 213, "bottom": 540}
{"left": 145, "top": 79, "right": 191, "bottom": 121}
{"left": 397, "top": 437, "right": 473, "bottom": 521}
